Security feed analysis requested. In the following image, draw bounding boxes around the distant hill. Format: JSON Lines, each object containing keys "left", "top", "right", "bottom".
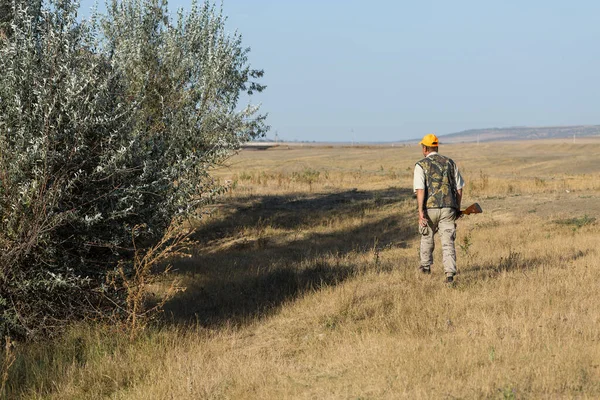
{"left": 439, "top": 125, "right": 600, "bottom": 143}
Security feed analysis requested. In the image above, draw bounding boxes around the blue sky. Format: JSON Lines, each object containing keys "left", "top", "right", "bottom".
{"left": 78, "top": 0, "right": 600, "bottom": 142}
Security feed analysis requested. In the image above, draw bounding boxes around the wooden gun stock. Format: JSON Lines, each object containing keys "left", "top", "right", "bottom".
{"left": 460, "top": 203, "right": 482, "bottom": 216}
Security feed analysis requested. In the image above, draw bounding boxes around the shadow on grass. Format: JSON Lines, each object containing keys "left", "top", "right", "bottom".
{"left": 162, "top": 187, "right": 415, "bottom": 326}
{"left": 191, "top": 187, "right": 413, "bottom": 245}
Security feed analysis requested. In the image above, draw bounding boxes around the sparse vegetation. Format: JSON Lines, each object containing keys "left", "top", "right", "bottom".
{"left": 554, "top": 215, "right": 596, "bottom": 229}
{"left": 3, "top": 140, "right": 600, "bottom": 398}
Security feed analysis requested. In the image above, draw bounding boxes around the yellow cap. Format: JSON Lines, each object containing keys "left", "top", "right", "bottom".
{"left": 419, "top": 134, "right": 439, "bottom": 147}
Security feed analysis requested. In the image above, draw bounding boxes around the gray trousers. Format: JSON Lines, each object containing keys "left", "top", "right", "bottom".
{"left": 419, "top": 208, "right": 457, "bottom": 276}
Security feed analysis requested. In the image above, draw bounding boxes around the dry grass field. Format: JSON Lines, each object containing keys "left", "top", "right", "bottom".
{"left": 4, "top": 139, "right": 600, "bottom": 399}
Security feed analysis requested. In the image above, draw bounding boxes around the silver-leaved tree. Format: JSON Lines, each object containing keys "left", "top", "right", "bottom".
{"left": 0, "top": 0, "right": 267, "bottom": 338}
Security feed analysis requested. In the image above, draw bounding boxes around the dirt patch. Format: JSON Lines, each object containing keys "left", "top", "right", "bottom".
{"left": 474, "top": 192, "right": 600, "bottom": 221}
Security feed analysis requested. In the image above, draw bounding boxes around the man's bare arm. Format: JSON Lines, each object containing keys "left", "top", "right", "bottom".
{"left": 416, "top": 189, "right": 427, "bottom": 227}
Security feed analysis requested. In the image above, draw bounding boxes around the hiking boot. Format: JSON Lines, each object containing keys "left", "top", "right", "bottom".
{"left": 419, "top": 266, "right": 431, "bottom": 274}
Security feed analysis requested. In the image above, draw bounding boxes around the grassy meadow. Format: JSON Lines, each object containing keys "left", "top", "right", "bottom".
{"left": 3, "top": 139, "right": 600, "bottom": 399}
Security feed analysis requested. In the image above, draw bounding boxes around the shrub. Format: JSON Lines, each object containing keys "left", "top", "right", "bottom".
{"left": 0, "top": 0, "right": 267, "bottom": 338}
{"left": 554, "top": 215, "right": 596, "bottom": 230}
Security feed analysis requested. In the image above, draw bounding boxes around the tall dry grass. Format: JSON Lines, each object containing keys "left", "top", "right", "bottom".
{"left": 3, "top": 139, "right": 600, "bottom": 399}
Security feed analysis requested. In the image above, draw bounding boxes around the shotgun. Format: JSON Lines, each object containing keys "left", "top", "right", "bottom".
{"left": 460, "top": 203, "right": 482, "bottom": 216}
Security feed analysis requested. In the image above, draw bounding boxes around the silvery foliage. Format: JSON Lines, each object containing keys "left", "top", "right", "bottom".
{"left": 0, "top": 0, "right": 267, "bottom": 338}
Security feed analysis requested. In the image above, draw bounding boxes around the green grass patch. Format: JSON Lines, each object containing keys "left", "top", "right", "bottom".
{"left": 554, "top": 215, "right": 596, "bottom": 228}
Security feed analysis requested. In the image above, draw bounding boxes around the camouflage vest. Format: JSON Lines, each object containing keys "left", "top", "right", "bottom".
{"left": 416, "top": 153, "right": 459, "bottom": 210}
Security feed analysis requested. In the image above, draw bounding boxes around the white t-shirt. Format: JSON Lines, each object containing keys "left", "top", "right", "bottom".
{"left": 413, "top": 152, "right": 465, "bottom": 192}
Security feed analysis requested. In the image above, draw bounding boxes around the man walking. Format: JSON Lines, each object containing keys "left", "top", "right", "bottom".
{"left": 413, "top": 134, "right": 465, "bottom": 283}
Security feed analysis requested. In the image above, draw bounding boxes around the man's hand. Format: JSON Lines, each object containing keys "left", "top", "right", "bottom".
{"left": 455, "top": 208, "right": 462, "bottom": 220}
{"left": 419, "top": 210, "right": 428, "bottom": 227}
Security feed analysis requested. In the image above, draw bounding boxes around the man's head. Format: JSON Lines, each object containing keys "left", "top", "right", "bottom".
{"left": 420, "top": 133, "right": 439, "bottom": 155}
